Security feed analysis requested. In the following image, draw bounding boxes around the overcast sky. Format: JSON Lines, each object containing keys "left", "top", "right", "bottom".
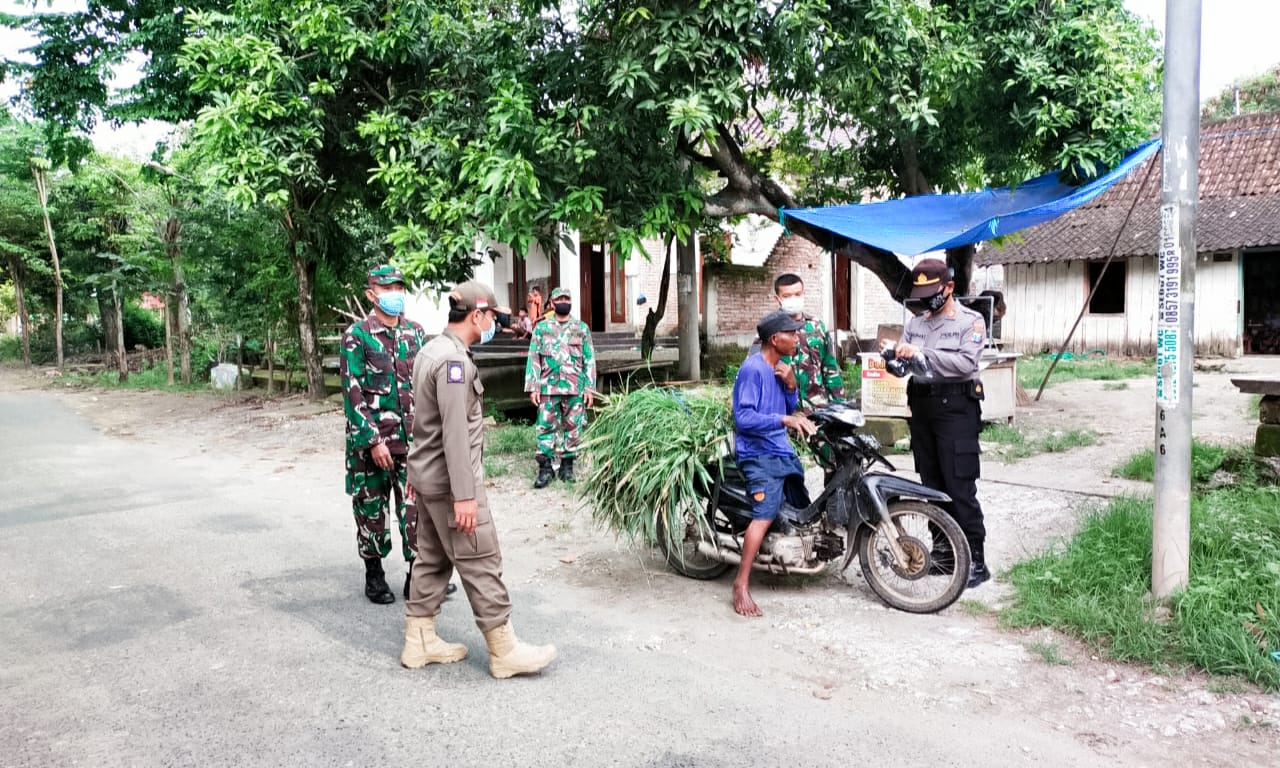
{"left": 2, "top": 1, "right": 1278, "bottom": 157}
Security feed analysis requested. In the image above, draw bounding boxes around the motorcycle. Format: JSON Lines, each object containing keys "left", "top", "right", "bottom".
{"left": 658, "top": 402, "right": 971, "bottom": 614}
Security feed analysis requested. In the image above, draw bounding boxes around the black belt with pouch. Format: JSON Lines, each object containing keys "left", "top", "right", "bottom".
{"left": 907, "top": 379, "right": 984, "bottom": 401}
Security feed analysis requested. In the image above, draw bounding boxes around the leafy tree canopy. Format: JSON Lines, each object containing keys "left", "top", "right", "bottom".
{"left": 1202, "top": 64, "right": 1280, "bottom": 121}
{"left": 7, "top": 0, "right": 1162, "bottom": 294}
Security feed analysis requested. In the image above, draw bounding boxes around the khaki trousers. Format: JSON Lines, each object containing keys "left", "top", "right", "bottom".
{"left": 405, "top": 487, "right": 512, "bottom": 632}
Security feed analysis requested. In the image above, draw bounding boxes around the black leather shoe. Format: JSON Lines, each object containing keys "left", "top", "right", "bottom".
{"left": 445, "top": 582, "right": 458, "bottom": 598}
{"left": 966, "top": 563, "right": 991, "bottom": 589}
{"left": 364, "top": 559, "right": 395, "bottom": 604}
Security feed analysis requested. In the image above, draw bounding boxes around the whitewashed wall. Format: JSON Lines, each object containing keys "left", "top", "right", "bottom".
{"left": 1001, "top": 252, "right": 1241, "bottom": 356}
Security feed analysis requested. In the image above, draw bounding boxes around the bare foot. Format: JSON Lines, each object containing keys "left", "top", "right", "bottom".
{"left": 732, "top": 583, "right": 762, "bottom": 617}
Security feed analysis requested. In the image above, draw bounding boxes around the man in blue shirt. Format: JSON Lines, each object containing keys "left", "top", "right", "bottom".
{"left": 730, "top": 310, "right": 818, "bottom": 617}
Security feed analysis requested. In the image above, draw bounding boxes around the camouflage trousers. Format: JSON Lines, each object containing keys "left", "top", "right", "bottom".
{"left": 536, "top": 394, "right": 587, "bottom": 457}
{"left": 346, "top": 449, "right": 417, "bottom": 561}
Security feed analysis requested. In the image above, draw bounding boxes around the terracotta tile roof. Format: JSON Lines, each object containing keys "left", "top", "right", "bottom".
{"left": 982, "top": 112, "right": 1280, "bottom": 265}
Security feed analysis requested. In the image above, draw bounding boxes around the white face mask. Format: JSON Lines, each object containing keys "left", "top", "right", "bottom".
{"left": 778, "top": 296, "right": 805, "bottom": 315}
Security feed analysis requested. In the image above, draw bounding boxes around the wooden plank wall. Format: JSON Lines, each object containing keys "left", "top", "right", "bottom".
{"left": 1002, "top": 253, "right": 1241, "bottom": 356}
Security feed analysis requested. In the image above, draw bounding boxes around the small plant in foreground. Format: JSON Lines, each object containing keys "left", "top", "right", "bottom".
{"left": 1026, "top": 640, "right": 1070, "bottom": 665}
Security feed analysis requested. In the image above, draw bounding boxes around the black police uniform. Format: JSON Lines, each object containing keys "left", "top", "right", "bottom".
{"left": 901, "top": 300, "right": 989, "bottom": 584}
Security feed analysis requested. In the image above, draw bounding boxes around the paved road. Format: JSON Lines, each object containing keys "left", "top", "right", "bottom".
{"left": 0, "top": 389, "right": 1250, "bottom": 767}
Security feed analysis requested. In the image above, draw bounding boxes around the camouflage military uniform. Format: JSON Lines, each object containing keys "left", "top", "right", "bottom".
{"left": 524, "top": 315, "right": 596, "bottom": 458}
{"left": 342, "top": 314, "right": 428, "bottom": 561}
{"left": 783, "top": 317, "right": 845, "bottom": 410}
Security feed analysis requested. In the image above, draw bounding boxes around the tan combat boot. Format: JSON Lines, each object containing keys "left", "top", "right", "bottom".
{"left": 400, "top": 616, "right": 468, "bottom": 669}
{"left": 482, "top": 622, "right": 557, "bottom": 679}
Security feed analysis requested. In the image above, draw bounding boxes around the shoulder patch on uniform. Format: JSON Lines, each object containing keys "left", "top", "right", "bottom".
{"left": 447, "top": 361, "right": 465, "bottom": 383}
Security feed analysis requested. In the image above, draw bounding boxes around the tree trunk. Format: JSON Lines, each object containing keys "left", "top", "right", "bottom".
{"left": 113, "top": 284, "right": 128, "bottom": 382}
{"left": 8, "top": 256, "right": 30, "bottom": 365}
{"left": 98, "top": 292, "right": 120, "bottom": 357}
{"left": 32, "top": 166, "right": 63, "bottom": 368}
{"left": 945, "top": 244, "right": 976, "bottom": 295}
{"left": 676, "top": 235, "right": 699, "bottom": 380}
{"left": 266, "top": 326, "right": 275, "bottom": 395}
{"left": 236, "top": 334, "right": 245, "bottom": 392}
{"left": 640, "top": 235, "right": 674, "bottom": 361}
{"left": 160, "top": 215, "right": 191, "bottom": 384}
{"left": 283, "top": 221, "right": 325, "bottom": 400}
{"left": 163, "top": 287, "right": 175, "bottom": 386}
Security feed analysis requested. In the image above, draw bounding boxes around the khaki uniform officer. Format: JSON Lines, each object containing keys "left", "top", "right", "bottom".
{"left": 888, "top": 259, "right": 991, "bottom": 589}
{"left": 401, "top": 280, "right": 557, "bottom": 679}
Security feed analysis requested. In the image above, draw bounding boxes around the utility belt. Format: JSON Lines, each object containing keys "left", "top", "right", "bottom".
{"left": 907, "top": 379, "right": 984, "bottom": 400}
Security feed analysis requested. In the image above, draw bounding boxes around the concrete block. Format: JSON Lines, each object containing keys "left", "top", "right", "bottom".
{"left": 861, "top": 416, "right": 910, "bottom": 448}
{"left": 1256, "top": 424, "right": 1280, "bottom": 457}
{"left": 210, "top": 363, "right": 243, "bottom": 391}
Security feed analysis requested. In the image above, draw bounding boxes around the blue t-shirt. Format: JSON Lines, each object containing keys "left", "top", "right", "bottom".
{"left": 732, "top": 352, "right": 799, "bottom": 460}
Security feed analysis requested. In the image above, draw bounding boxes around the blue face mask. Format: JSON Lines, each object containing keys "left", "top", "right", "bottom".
{"left": 478, "top": 313, "right": 496, "bottom": 345}
{"left": 376, "top": 290, "right": 406, "bottom": 316}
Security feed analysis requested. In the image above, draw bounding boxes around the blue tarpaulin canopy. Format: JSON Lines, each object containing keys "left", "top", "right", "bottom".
{"left": 780, "top": 139, "right": 1162, "bottom": 256}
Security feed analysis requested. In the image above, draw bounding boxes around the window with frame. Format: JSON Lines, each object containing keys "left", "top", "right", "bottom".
{"left": 1087, "top": 260, "right": 1126, "bottom": 314}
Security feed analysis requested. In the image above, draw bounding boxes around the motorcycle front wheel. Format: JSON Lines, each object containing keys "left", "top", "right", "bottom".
{"left": 656, "top": 502, "right": 732, "bottom": 581}
{"left": 855, "top": 500, "right": 970, "bottom": 614}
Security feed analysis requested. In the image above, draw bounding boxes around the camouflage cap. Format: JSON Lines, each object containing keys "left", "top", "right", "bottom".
{"left": 550, "top": 286, "right": 572, "bottom": 300}
{"left": 367, "top": 264, "right": 406, "bottom": 286}
{"left": 449, "top": 280, "right": 513, "bottom": 315}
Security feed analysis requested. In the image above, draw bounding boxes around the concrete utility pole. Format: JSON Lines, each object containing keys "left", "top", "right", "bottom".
{"left": 1152, "top": 0, "right": 1201, "bottom": 599}
{"left": 676, "top": 236, "right": 700, "bottom": 381}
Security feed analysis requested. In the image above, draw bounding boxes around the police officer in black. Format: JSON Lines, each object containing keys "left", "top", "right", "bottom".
{"left": 884, "top": 259, "right": 991, "bottom": 588}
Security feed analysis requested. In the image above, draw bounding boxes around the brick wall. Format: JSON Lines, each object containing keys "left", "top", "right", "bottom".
{"left": 710, "top": 235, "right": 827, "bottom": 344}
{"left": 629, "top": 238, "right": 679, "bottom": 335}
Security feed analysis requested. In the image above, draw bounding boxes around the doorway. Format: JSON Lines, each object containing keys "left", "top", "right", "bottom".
{"left": 1243, "top": 249, "right": 1280, "bottom": 354}
{"left": 579, "top": 242, "right": 607, "bottom": 331}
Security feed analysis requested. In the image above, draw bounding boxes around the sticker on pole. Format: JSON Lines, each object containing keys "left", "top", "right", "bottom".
{"left": 1156, "top": 203, "right": 1180, "bottom": 407}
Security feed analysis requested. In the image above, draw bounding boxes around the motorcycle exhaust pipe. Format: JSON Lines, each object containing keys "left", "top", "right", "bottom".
{"left": 695, "top": 541, "right": 827, "bottom": 576}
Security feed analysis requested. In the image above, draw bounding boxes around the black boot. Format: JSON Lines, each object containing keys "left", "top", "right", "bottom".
{"left": 364, "top": 558, "right": 395, "bottom": 604}
{"left": 966, "top": 543, "right": 990, "bottom": 589}
{"left": 533, "top": 454, "right": 555, "bottom": 489}
{"left": 557, "top": 456, "right": 576, "bottom": 484}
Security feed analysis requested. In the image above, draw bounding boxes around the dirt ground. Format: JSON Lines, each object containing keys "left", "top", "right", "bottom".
{"left": 5, "top": 356, "right": 1280, "bottom": 764}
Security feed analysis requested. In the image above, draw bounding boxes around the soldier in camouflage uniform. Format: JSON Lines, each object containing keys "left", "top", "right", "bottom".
{"left": 342, "top": 264, "right": 433, "bottom": 605}
{"left": 524, "top": 286, "right": 596, "bottom": 488}
{"left": 773, "top": 273, "right": 846, "bottom": 411}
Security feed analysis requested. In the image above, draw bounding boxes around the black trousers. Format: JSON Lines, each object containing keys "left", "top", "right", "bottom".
{"left": 906, "top": 389, "right": 986, "bottom": 559}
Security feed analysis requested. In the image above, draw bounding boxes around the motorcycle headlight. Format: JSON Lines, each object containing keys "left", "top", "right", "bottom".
{"left": 831, "top": 406, "right": 865, "bottom": 428}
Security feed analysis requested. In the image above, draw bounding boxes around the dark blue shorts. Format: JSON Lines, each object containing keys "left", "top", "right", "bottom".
{"left": 737, "top": 453, "right": 808, "bottom": 521}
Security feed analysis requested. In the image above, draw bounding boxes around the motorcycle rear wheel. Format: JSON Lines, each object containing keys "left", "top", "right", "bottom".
{"left": 656, "top": 504, "right": 732, "bottom": 581}
{"left": 856, "top": 500, "right": 970, "bottom": 614}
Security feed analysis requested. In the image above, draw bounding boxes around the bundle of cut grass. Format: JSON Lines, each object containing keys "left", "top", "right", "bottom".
{"left": 579, "top": 387, "right": 732, "bottom": 550}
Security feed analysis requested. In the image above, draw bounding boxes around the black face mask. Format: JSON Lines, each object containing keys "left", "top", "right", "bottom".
{"left": 553, "top": 302, "right": 572, "bottom": 316}
{"left": 923, "top": 289, "right": 948, "bottom": 314}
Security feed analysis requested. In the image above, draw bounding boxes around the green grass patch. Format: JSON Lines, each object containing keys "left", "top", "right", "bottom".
{"left": 1111, "top": 440, "right": 1241, "bottom": 484}
{"left": 487, "top": 423, "right": 536, "bottom": 456}
{"left": 1103, "top": 382, "right": 1129, "bottom": 391}
{"left": 63, "top": 364, "right": 209, "bottom": 392}
{"left": 1025, "top": 640, "right": 1070, "bottom": 665}
{"left": 1017, "top": 353, "right": 1152, "bottom": 391}
{"left": 1005, "top": 479, "right": 1280, "bottom": 690}
{"left": 982, "top": 424, "right": 1096, "bottom": 461}
{"left": 982, "top": 423, "right": 1025, "bottom": 444}
{"left": 483, "top": 457, "right": 511, "bottom": 478}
